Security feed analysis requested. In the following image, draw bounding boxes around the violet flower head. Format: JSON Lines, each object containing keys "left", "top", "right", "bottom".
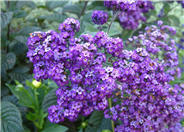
{"left": 104, "top": 0, "right": 154, "bottom": 30}
{"left": 58, "top": 18, "right": 80, "bottom": 36}
{"left": 92, "top": 10, "right": 108, "bottom": 25}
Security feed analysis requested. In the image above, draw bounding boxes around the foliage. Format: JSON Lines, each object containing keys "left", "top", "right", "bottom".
{"left": 2, "top": 79, "right": 61, "bottom": 132}
{"left": 1, "top": 101, "right": 23, "bottom": 132}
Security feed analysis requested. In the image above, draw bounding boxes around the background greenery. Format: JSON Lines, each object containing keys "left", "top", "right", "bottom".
{"left": 1, "top": 0, "right": 184, "bottom": 132}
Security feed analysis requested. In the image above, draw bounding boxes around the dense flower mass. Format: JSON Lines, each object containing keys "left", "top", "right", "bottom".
{"left": 104, "top": 0, "right": 154, "bottom": 30}
{"left": 126, "top": 21, "right": 180, "bottom": 80}
{"left": 91, "top": 10, "right": 108, "bottom": 25}
{"left": 27, "top": 18, "right": 121, "bottom": 122}
{"left": 27, "top": 17, "right": 184, "bottom": 131}
{"left": 105, "top": 49, "right": 184, "bottom": 131}
{"left": 103, "top": 21, "right": 184, "bottom": 131}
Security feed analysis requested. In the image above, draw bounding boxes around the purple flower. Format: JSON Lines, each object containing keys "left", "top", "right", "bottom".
{"left": 58, "top": 18, "right": 80, "bottom": 36}
{"left": 91, "top": 10, "right": 108, "bottom": 25}
{"left": 104, "top": 0, "right": 154, "bottom": 30}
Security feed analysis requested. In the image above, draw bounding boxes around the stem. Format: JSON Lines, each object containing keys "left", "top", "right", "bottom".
{"left": 107, "top": 11, "right": 120, "bottom": 34}
{"left": 6, "top": 1, "right": 10, "bottom": 53}
{"left": 162, "top": 4, "right": 178, "bottom": 18}
{"left": 34, "top": 89, "right": 39, "bottom": 110}
{"left": 79, "top": 1, "right": 88, "bottom": 19}
{"left": 108, "top": 98, "right": 115, "bottom": 132}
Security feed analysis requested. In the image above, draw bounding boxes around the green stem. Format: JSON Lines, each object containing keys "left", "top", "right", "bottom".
{"left": 107, "top": 11, "right": 120, "bottom": 34}
{"left": 79, "top": 1, "right": 88, "bottom": 19}
{"left": 34, "top": 89, "right": 39, "bottom": 110}
{"left": 108, "top": 98, "right": 115, "bottom": 132}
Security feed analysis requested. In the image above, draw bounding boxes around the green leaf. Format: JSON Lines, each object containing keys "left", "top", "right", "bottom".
{"left": 108, "top": 22, "right": 123, "bottom": 37}
{"left": 2, "top": 95, "right": 19, "bottom": 105}
{"left": 15, "top": 36, "right": 27, "bottom": 44}
{"left": 14, "top": 66, "right": 30, "bottom": 73}
{"left": 97, "top": 118, "right": 112, "bottom": 132}
{"left": 6, "top": 83, "right": 35, "bottom": 109}
{"left": 8, "top": 72, "right": 31, "bottom": 82}
{"left": 1, "top": 101, "right": 23, "bottom": 132}
{"left": 163, "top": 3, "right": 170, "bottom": 14}
{"left": 168, "top": 15, "right": 180, "bottom": 27}
{"left": 26, "top": 109, "right": 47, "bottom": 129}
{"left": 83, "top": 22, "right": 98, "bottom": 36}
{"left": 1, "top": 12, "right": 13, "bottom": 29}
{"left": 18, "top": 26, "right": 42, "bottom": 35}
{"left": 85, "top": 111, "right": 105, "bottom": 132}
{"left": 5, "top": 1, "right": 18, "bottom": 11}
{"left": 6, "top": 52, "right": 16, "bottom": 70}
{"left": 13, "top": 10, "right": 27, "bottom": 18}
{"left": 45, "top": 0, "right": 66, "bottom": 10}
{"left": 42, "top": 124, "right": 68, "bottom": 132}
{"left": 42, "top": 88, "right": 57, "bottom": 113}
{"left": 9, "top": 42, "right": 28, "bottom": 55}
{"left": 63, "top": 5, "right": 82, "bottom": 17}
{"left": 1, "top": 62, "right": 8, "bottom": 80}
{"left": 1, "top": 86, "right": 10, "bottom": 97}
{"left": 121, "top": 29, "right": 134, "bottom": 40}
{"left": 16, "top": 1, "right": 36, "bottom": 9}
{"left": 39, "top": 14, "right": 66, "bottom": 23}
{"left": 82, "top": 12, "right": 93, "bottom": 23}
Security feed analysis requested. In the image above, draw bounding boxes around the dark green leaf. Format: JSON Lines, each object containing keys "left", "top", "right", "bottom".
{"left": 1, "top": 101, "right": 23, "bottom": 132}
{"left": 82, "top": 12, "right": 93, "bottom": 23}
{"left": 97, "top": 118, "right": 112, "bottom": 132}
{"left": 39, "top": 14, "right": 66, "bottom": 23}
{"left": 45, "top": 1, "right": 66, "bottom": 10}
{"left": 2, "top": 95, "right": 19, "bottom": 105}
{"left": 6, "top": 83, "right": 35, "bottom": 109}
{"left": 63, "top": 5, "right": 82, "bottom": 17}
{"left": 42, "top": 124, "right": 68, "bottom": 132}
{"left": 42, "top": 88, "right": 57, "bottom": 113}
{"left": 10, "top": 42, "right": 28, "bottom": 55}
{"left": 83, "top": 22, "right": 98, "bottom": 36}
{"left": 121, "top": 29, "right": 134, "bottom": 40}
{"left": 18, "top": 26, "right": 42, "bottom": 35}
{"left": 6, "top": 52, "right": 16, "bottom": 70}
{"left": 1, "top": 86, "right": 10, "bottom": 97}
{"left": 15, "top": 36, "right": 27, "bottom": 44}
{"left": 85, "top": 111, "right": 104, "bottom": 132}
{"left": 14, "top": 66, "right": 30, "bottom": 73}
{"left": 13, "top": 10, "right": 27, "bottom": 18}
{"left": 1, "top": 12, "right": 13, "bottom": 29}
{"left": 8, "top": 72, "right": 31, "bottom": 82}
{"left": 163, "top": 3, "right": 170, "bottom": 14}
{"left": 108, "top": 22, "right": 123, "bottom": 37}
{"left": 168, "top": 15, "right": 180, "bottom": 26}
{"left": 16, "top": 1, "right": 36, "bottom": 9}
{"left": 5, "top": 1, "right": 18, "bottom": 11}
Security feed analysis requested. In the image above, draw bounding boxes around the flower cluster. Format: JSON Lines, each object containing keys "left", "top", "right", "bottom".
{"left": 126, "top": 20, "right": 180, "bottom": 80}
{"left": 104, "top": 0, "right": 154, "bottom": 30}
{"left": 92, "top": 10, "right": 108, "bottom": 25}
{"left": 104, "top": 0, "right": 137, "bottom": 11}
{"left": 103, "top": 22, "right": 184, "bottom": 131}
{"left": 93, "top": 31, "right": 124, "bottom": 57}
{"left": 105, "top": 48, "right": 184, "bottom": 131}
{"left": 27, "top": 18, "right": 121, "bottom": 123}
{"left": 27, "top": 17, "right": 183, "bottom": 131}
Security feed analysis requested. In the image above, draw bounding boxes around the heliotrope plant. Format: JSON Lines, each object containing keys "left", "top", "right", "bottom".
{"left": 104, "top": 0, "right": 154, "bottom": 30}
{"left": 26, "top": 1, "right": 184, "bottom": 132}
